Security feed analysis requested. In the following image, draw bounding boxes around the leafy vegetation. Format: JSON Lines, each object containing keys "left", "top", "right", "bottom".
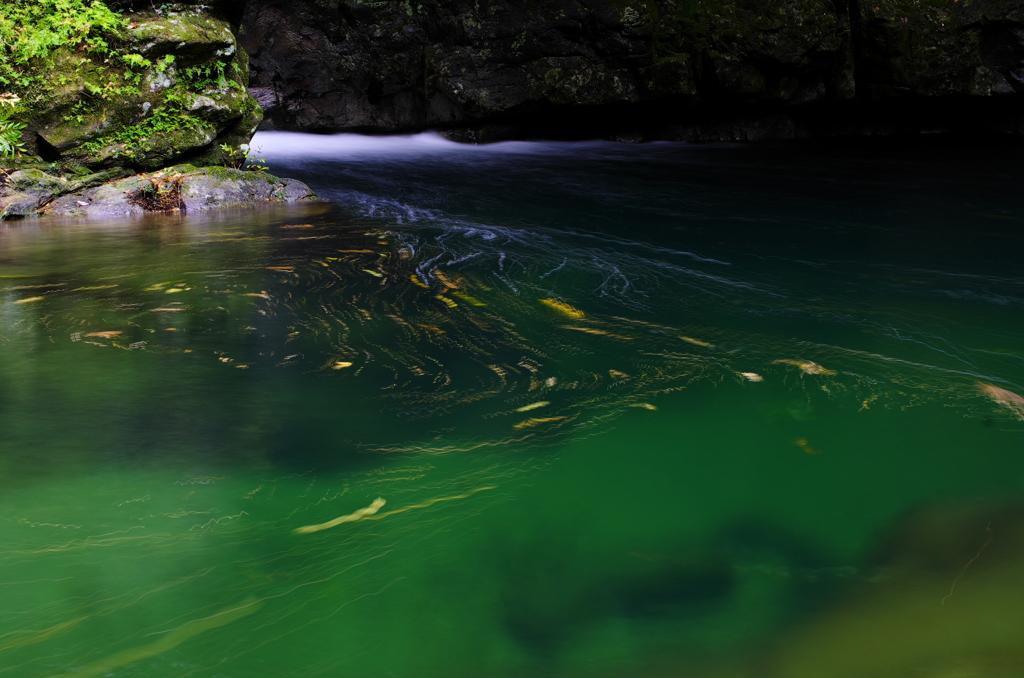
{"left": 219, "top": 143, "right": 269, "bottom": 171}
{"left": 0, "top": 0, "right": 126, "bottom": 93}
{"left": 0, "top": 94, "right": 26, "bottom": 158}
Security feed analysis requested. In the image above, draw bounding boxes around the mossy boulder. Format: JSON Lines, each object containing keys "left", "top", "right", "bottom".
{"left": 15, "top": 4, "right": 262, "bottom": 171}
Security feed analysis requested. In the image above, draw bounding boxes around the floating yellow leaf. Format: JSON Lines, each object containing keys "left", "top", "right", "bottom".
{"left": 85, "top": 331, "right": 122, "bottom": 339}
{"left": 452, "top": 291, "right": 487, "bottom": 306}
{"left": 13, "top": 296, "right": 44, "bottom": 304}
{"left": 363, "top": 269, "right": 384, "bottom": 277}
{"left": 562, "top": 325, "right": 607, "bottom": 335}
{"left": 514, "top": 401, "right": 550, "bottom": 412}
{"left": 281, "top": 223, "right": 315, "bottom": 229}
{"left": 293, "top": 497, "right": 386, "bottom": 534}
{"left": 513, "top": 416, "right": 567, "bottom": 429}
{"left": 609, "top": 369, "right": 630, "bottom": 379}
{"left": 332, "top": 361, "right": 353, "bottom": 369}
{"left": 243, "top": 292, "right": 270, "bottom": 299}
{"left": 435, "top": 294, "right": 458, "bottom": 308}
{"left": 773, "top": 359, "right": 836, "bottom": 375}
{"left": 680, "top": 335, "right": 714, "bottom": 347}
{"left": 740, "top": 372, "right": 764, "bottom": 382}
{"left": 410, "top": 274, "right": 430, "bottom": 288}
{"left": 562, "top": 326, "right": 634, "bottom": 340}
{"left": 435, "top": 270, "right": 460, "bottom": 288}
{"left": 541, "top": 298, "right": 584, "bottom": 318}
{"left": 978, "top": 382, "right": 1024, "bottom": 420}
{"left": 629, "top": 403, "right": 657, "bottom": 410}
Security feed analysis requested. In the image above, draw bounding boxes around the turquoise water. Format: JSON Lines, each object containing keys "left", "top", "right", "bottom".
{"left": 2, "top": 135, "right": 1023, "bottom": 678}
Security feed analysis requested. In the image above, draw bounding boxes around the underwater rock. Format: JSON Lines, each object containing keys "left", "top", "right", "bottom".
{"left": 754, "top": 499, "right": 1024, "bottom": 678}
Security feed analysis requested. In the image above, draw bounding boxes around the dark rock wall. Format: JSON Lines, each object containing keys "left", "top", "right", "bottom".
{"left": 240, "top": 0, "right": 1024, "bottom": 140}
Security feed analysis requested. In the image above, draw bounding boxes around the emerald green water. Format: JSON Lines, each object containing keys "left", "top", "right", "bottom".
{"left": 2, "top": 136, "right": 1024, "bottom": 678}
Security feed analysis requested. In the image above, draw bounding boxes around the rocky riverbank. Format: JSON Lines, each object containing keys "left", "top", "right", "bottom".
{"left": 0, "top": 165, "right": 315, "bottom": 219}
{"left": 0, "top": 1, "right": 317, "bottom": 220}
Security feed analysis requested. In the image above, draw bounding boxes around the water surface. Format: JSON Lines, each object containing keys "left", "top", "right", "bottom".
{"left": 2, "top": 134, "right": 1023, "bottom": 678}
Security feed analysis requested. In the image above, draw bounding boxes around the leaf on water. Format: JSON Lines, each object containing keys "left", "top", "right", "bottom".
{"left": 281, "top": 224, "right": 315, "bottom": 229}
{"left": 435, "top": 271, "right": 460, "bottom": 288}
{"left": 452, "top": 291, "right": 487, "bottom": 306}
{"left": 540, "top": 298, "right": 584, "bottom": 318}
{"left": 977, "top": 382, "right": 1024, "bottom": 420}
{"left": 13, "top": 296, "right": 44, "bottom": 304}
{"left": 332, "top": 361, "right": 354, "bottom": 369}
{"left": 773, "top": 359, "right": 837, "bottom": 375}
{"left": 84, "top": 331, "right": 122, "bottom": 338}
{"left": 294, "top": 497, "right": 386, "bottom": 534}
{"left": 609, "top": 369, "right": 630, "bottom": 379}
{"left": 629, "top": 403, "right": 658, "bottom": 410}
{"left": 165, "top": 287, "right": 190, "bottom": 294}
{"left": 150, "top": 307, "right": 186, "bottom": 312}
{"left": 680, "top": 335, "right": 714, "bottom": 347}
{"left": 740, "top": 372, "right": 764, "bottom": 382}
{"left": 514, "top": 401, "right": 550, "bottom": 412}
{"left": 435, "top": 295, "right": 458, "bottom": 308}
{"left": 363, "top": 269, "right": 384, "bottom": 278}
{"left": 410, "top": 274, "right": 430, "bottom": 288}
{"left": 513, "top": 416, "right": 567, "bottom": 429}
{"left": 243, "top": 292, "right": 270, "bottom": 299}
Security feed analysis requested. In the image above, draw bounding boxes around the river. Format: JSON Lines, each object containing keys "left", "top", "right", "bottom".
{"left": 1, "top": 133, "right": 1023, "bottom": 678}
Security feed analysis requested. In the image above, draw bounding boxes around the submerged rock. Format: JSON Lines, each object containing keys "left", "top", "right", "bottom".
{"left": 1, "top": 165, "right": 316, "bottom": 219}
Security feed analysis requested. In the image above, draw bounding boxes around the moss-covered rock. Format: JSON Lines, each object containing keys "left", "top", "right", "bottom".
{"left": 7, "top": 2, "right": 262, "bottom": 171}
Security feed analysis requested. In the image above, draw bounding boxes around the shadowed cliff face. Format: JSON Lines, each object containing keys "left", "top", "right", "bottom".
{"left": 239, "top": 0, "right": 1024, "bottom": 141}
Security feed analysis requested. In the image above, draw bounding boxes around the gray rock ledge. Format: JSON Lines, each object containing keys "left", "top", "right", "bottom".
{"left": 1, "top": 165, "right": 317, "bottom": 220}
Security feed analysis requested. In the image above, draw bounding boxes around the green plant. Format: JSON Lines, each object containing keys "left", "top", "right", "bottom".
{"left": 241, "top": 144, "right": 269, "bottom": 172}
{"left": 219, "top": 142, "right": 246, "bottom": 169}
{"left": 0, "top": 93, "right": 26, "bottom": 158}
{"left": 0, "top": 0, "right": 126, "bottom": 93}
{"left": 218, "top": 143, "right": 270, "bottom": 171}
